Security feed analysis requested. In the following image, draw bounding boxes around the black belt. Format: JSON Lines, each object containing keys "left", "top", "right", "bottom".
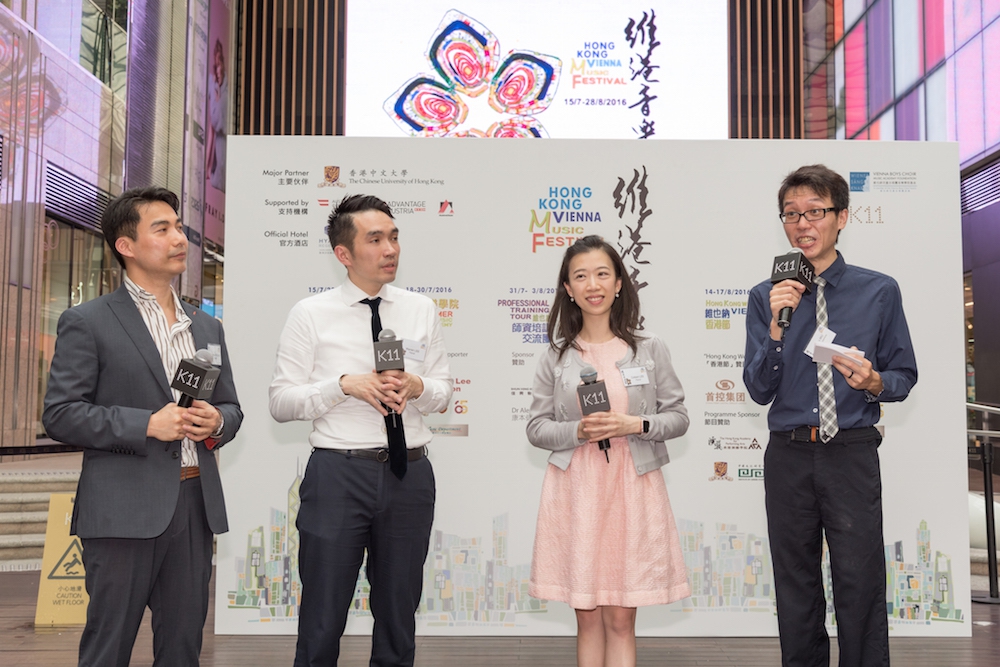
{"left": 778, "top": 426, "right": 879, "bottom": 444}
{"left": 320, "top": 446, "right": 426, "bottom": 462}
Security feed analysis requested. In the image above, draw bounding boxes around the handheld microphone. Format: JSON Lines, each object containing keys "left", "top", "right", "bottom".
{"left": 578, "top": 365, "right": 612, "bottom": 463}
{"left": 373, "top": 329, "right": 406, "bottom": 372}
{"left": 373, "top": 329, "right": 405, "bottom": 424}
{"left": 171, "top": 349, "right": 220, "bottom": 408}
{"left": 770, "top": 248, "right": 815, "bottom": 339}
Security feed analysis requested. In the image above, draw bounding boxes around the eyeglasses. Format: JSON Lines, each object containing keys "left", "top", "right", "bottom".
{"left": 779, "top": 207, "right": 838, "bottom": 224}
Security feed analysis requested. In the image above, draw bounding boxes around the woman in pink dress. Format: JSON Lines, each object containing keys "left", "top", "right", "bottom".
{"left": 527, "top": 235, "right": 691, "bottom": 667}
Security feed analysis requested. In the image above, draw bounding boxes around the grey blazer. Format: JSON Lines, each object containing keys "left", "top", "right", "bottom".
{"left": 526, "top": 335, "right": 688, "bottom": 475}
{"left": 43, "top": 284, "right": 243, "bottom": 539}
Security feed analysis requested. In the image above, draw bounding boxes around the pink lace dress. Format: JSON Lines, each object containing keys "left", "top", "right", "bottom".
{"left": 529, "top": 337, "right": 691, "bottom": 609}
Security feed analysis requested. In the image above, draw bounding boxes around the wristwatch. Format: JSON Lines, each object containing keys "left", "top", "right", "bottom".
{"left": 642, "top": 419, "right": 650, "bottom": 434}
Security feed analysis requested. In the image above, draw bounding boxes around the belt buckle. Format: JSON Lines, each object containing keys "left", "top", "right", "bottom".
{"left": 809, "top": 426, "right": 818, "bottom": 443}
{"left": 376, "top": 449, "right": 389, "bottom": 463}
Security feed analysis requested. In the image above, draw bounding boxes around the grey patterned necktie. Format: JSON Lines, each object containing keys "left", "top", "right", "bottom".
{"left": 814, "top": 276, "right": 839, "bottom": 442}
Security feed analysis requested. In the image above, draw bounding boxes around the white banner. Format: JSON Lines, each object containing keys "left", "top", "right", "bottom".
{"left": 217, "top": 137, "right": 968, "bottom": 638}
{"left": 345, "top": 1, "right": 727, "bottom": 140}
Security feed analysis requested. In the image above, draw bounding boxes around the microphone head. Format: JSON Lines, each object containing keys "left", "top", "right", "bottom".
{"left": 580, "top": 365, "right": 598, "bottom": 383}
{"left": 770, "top": 249, "right": 815, "bottom": 292}
{"left": 378, "top": 329, "right": 397, "bottom": 342}
{"left": 194, "top": 349, "right": 215, "bottom": 365}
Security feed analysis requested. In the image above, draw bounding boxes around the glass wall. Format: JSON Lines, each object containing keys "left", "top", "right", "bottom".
{"left": 201, "top": 239, "right": 225, "bottom": 319}
{"left": 37, "top": 220, "right": 121, "bottom": 437}
{"left": 803, "top": 0, "right": 1000, "bottom": 167}
{"left": 965, "top": 272, "right": 975, "bottom": 401}
{"left": 80, "top": 0, "right": 128, "bottom": 97}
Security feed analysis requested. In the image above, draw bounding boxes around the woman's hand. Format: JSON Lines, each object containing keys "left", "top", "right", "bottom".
{"left": 578, "top": 411, "right": 642, "bottom": 442}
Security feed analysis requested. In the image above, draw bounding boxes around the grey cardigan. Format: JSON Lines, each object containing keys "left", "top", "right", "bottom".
{"left": 526, "top": 335, "right": 689, "bottom": 475}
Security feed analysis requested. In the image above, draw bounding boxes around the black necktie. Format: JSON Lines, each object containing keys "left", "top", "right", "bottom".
{"left": 361, "top": 297, "right": 407, "bottom": 479}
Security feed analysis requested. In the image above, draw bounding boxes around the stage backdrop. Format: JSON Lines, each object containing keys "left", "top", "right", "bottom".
{"left": 217, "top": 137, "right": 968, "bottom": 638}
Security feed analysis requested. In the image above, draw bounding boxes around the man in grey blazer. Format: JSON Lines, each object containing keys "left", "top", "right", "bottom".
{"left": 43, "top": 187, "right": 242, "bottom": 667}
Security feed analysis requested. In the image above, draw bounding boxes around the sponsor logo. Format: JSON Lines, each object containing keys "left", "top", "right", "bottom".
{"left": 708, "top": 436, "right": 762, "bottom": 451}
{"left": 439, "top": 200, "right": 454, "bottom": 216}
{"left": 737, "top": 464, "right": 765, "bottom": 481}
{"left": 850, "top": 172, "right": 870, "bottom": 192}
{"left": 317, "top": 199, "right": 330, "bottom": 207}
{"left": 706, "top": 379, "right": 745, "bottom": 403}
{"left": 387, "top": 200, "right": 426, "bottom": 216}
{"left": 318, "top": 166, "right": 347, "bottom": 188}
{"left": 850, "top": 171, "right": 917, "bottom": 194}
{"left": 708, "top": 461, "right": 733, "bottom": 482}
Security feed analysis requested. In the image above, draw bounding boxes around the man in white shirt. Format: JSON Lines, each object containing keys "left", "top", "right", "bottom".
{"left": 270, "top": 194, "right": 452, "bottom": 667}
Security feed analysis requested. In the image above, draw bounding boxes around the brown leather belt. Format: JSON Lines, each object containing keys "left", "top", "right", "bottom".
{"left": 180, "top": 466, "right": 201, "bottom": 481}
{"left": 323, "top": 446, "right": 427, "bottom": 462}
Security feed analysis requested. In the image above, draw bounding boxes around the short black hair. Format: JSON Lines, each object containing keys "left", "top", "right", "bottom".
{"left": 326, "top": 194, "right": 394, "bottom": 253}
{"left": 777, "top": 164, "right": 850, "bottom": 212}
{"left": 101, "top": 187, "right": 180, "bottom": 269}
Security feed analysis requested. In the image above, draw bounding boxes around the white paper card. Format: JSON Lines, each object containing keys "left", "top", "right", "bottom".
{"left": 804, "top": 325, "right": 837, "bottom": 358}
{"left": 402, "top": 339, "right": 426, "bottom": 362}
{"left": 207, "top": 344, "right": 223, "bottom": 365}
{"left": 621, "top": 367, "right": 650, "bottom": 386}
{"left": 812, "top": 342, "right": 865, "bottom": 366}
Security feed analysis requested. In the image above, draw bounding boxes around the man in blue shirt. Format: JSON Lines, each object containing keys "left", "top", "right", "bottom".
{"left": 744, "top": 165, "right": 917, "bottom": 667}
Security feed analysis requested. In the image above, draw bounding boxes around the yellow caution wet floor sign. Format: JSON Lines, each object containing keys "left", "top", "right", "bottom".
{"left": 35, "top": 493, "right": 88, "bottom": 626}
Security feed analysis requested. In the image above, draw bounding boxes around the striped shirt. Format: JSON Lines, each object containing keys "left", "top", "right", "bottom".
{"left": 124, "top": 276, "right": 199, "bottom": 467}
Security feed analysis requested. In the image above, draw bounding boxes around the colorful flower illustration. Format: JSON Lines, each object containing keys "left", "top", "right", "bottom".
{"left": 384, "top": 10, "right": 561, "bottom": 138}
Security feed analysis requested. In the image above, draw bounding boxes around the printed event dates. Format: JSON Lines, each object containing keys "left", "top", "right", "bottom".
{"left": 509, "top": 287, "right": 555, "bottom": 294}
{"left": 406, "top": 286, "right": 452, "bottom": 294}
{"left": 705, "top": 289, "right": 749, "bottom": 295}
{"left": 564, "top": 98, "right": 629, "bottom": 106}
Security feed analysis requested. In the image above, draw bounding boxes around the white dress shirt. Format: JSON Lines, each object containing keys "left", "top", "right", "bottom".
{"left": 124, "top": 275, "right": 199, "bottom": 467}
{"left": 269, "top": 279, "right": 452, "bottom": 450}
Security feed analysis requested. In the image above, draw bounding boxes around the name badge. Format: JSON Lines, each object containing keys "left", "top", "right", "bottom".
{"left": 403, "top": 339, "right": 426, "bottom": 362}
{"left": 207, "top": 343, "right": 223, "bottom": 365}
{"left": 804, "top": 325, "right": 836, "bottom": 359}
{"left": 621, "top": 366, "right": 650, "bottom": 386}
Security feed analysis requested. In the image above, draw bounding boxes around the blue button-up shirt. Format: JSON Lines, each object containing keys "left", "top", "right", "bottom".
{"left": 743, "top": 252, "right": 918, "bottom": 432}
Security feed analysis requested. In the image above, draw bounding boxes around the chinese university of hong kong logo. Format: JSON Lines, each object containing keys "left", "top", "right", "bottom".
{"left": 318, "top": 166, "right": 346, "bottom": 188}
{"left": 709, "top": 461, "right": 733, "bottom": 482}
{"left": 384, "top": 10, "right": 561, "bottom": 138}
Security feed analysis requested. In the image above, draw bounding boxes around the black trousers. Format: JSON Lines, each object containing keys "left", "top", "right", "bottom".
{"left": 78, "top": 477, "right": 214, "bottom": 667}
{"left": 294, "top": 449, "right": 435, "bottom": 667}
{"left": 764, "top": 429, "right": 889, "bottom": 667}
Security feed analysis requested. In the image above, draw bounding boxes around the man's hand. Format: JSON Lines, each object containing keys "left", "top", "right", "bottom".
{"left": 147, "top": 403, "right": 188, "bottom": 442}
{"left": 379, "top": 370, "right": 424, "bottom": 413}
{"left": 340, "top": 372, "right": 399, "bottom": 416}
{"left": 832, "top": 347, "right": 883, "bottom": 395}
{"left": 768, "top": 279, "right": 807, "bottom": 341}
{"left": 182, "top": 400, "right": 223, "bottom": 442}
